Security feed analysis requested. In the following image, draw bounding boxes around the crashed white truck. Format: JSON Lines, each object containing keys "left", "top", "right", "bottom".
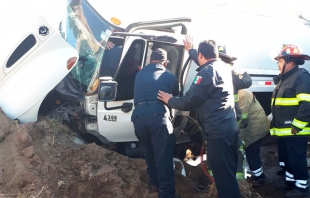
{"left": 1, "top": 0, "right": 310, "bottom": 159}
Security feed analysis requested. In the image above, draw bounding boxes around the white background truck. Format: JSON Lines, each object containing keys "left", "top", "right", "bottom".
{"left": 1, "top": 0, "right": 310, "bottom": 158}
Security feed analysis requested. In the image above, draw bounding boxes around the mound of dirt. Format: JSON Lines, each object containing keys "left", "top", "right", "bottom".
{"left": 0, "top": 111, "right": 204, "bottom": 198}
{"left": 0, "top": 109, "right": 275, "bottom": 198}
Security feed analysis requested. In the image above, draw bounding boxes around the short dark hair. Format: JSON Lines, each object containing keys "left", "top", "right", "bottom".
{"left": 198, "top": 40, "right": 218, "bottom": 59}
{"left": 150, "top": 48, "right": 168, "bottom": 62}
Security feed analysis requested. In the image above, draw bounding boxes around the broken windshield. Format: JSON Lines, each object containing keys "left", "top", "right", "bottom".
{"left": 63, "top": 0, "right": 115, "bottom": 94}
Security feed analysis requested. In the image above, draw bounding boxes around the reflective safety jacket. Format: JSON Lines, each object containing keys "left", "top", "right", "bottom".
{"left": 238, "top": 89, "right": 269, "bottom": 147}
{"left": 270, "top": 67, "right": 310, "bottom": 136}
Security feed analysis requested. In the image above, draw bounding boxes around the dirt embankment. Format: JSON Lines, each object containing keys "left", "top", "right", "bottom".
{"left": 1, "top": 109, "right": 287, "bottom": 198}
{"left": 0, "top": 110, "right": 207, "bottom": 198}
{"left": 0, "top": 111, "right": 151, "bottom": 197}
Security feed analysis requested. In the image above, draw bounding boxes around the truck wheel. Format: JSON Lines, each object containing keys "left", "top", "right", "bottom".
{"left": 115, "top": 142, "right": 143, "bottom": 158}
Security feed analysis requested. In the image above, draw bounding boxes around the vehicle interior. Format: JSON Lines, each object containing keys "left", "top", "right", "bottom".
{"left": 99, "top": 38, "right": 185, "bottom": 101}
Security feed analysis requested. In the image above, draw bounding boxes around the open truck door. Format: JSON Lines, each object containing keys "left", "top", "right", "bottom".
{"left": 94, "top": 19, "right": 192, "bottom": 143}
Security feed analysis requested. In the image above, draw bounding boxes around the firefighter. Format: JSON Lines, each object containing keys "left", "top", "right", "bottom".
{"left": 158, "top": 40, "right": 241, "bottom": 198}
{"left": 270, "top": 44, "right": 310, "bottom": 197}
{"left": 183, "top": 35, "right": 252, "bottom": 180}
{"left": 131, "top": 48, "right": 180, "bottom": 198}
{"left": 238, "top": 89, "right": 269, "bottom": 187}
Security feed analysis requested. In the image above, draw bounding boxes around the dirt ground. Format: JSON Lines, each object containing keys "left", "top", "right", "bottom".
{"left": 0, "top": 110, "right": 308, "bottom": 198}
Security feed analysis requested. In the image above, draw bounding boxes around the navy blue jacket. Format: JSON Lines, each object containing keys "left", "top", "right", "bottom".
{"left": 188, "top": 49, "right": 252, "bottom": 120}
{"left": 168, "top": 59, "right": 238, "bottom": 139}
{"left": 134, "top": 63, "right": 179, "bottom": 105}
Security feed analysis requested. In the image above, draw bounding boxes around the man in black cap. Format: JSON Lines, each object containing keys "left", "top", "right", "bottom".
{"left": 131, "top": 48, "right": 179, "bottom": 198}
{"left": 158, "top": 40, "right": 241, "bottom": 198}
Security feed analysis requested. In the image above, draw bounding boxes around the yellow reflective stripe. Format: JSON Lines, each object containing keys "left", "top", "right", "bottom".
{"left": 241, "top": 113, "right": 248, "bottom": 119}
{"left": 270, "top": 127, "right": 310, "bottom": 136}
{"left": 297, "top": 93, "right": 310, "bottom": 102}
{"left": 234, "top": 94, "right": 239, "bottom": 102}
{"left": 292, "top": 118, "right": 309, "bottom": 129}
{"left": 271, "top": 97, "right": 299, "bottom": 106}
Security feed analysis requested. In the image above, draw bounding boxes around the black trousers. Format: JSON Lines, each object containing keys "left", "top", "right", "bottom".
{"left": 278, "top": 138, "right": 286, "bottom": 169}
{"left": 245, "top": 139, "right": 263, "bottom": 178}
{"left": 278, "top": 136, "right": 309, "bottom": 189}
{"left": 132, "top": 104, "right": 176, "bottom": 198}
{"left": 207, "top": 132, "right": 241, "bottom": 198}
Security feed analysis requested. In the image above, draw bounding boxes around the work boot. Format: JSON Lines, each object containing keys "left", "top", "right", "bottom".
{"left": 275, "top": 182, "right": 294, "bottom": 191}
{"left": 252, "top": 173, "right": 266, "bottom": 187}
{"left": 285, "top": 188, "right": 309, "bottom": 198}
{"left": 276, "top": 169, "right": 285, "bottom": 176}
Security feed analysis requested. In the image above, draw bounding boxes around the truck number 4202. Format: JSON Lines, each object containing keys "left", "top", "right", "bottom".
{"left": 103, "top": 115, "right": 117, "bottom": 122}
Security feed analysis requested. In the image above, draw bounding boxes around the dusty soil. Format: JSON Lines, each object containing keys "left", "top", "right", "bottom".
{"left": 0, "top": 109, "right": 308, "bottom": 198}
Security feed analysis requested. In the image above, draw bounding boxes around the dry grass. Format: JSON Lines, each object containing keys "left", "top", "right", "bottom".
{"left": 34, "top": 116, "right": 72, "bottom": 146}
{"left": 38, "top": 116, "right": 70, "bottom": 136}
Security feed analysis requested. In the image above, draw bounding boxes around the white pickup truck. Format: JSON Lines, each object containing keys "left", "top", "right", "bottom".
{"left": 1, "top": 0, "right": 310, "bottom": 157}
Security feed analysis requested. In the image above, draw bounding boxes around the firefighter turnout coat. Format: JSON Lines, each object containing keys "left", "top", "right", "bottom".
{"left": 238, "top": 89, "right": 269, "bottom": 147}
{"left": 270, "top": 67, "right": 310, "bottom": 136}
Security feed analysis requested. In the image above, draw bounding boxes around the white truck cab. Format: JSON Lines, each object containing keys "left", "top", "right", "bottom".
{"left": 2, "top": 0, "right": 310, "bottom": 158}
{"left": 42, "top": 0, "right": 198, "bottom": 157}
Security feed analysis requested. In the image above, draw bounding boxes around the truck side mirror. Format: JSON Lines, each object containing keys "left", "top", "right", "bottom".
{"left": 98, "top": 77, "right": 117, "bottom": 101}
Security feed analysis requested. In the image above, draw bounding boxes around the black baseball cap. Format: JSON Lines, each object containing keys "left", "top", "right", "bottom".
{"left": 218, "top": 45, "right": 237, "bottom": 64}
{"left": 151, "top": 48, "right": 169, "bottom": 62}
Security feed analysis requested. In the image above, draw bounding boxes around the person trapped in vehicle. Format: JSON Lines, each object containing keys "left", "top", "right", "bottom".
{"left": 158, "top": 39, "right": 241, "bottom": 198}
{"left": 269, "top": 44, "right": 310, "bottom": 198}
{"left": 131, "top": 48, "right": 180, "bottom": 198}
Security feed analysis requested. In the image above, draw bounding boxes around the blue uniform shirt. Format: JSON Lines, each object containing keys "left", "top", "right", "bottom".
{"left": 134, "top": 63, "right": 179, "bottom": 105}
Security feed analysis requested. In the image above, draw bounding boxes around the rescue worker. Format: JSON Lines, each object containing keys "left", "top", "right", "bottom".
{"left": 269, "top": 44, "right": 310, "bottom": 197}
{"left": 158, "top": 40, "right": 241, "bottom": 198}
{"left": 183, "top": 35, "right": 252, "bottom": 180}
{"left": 238, "top": 89, "right": 269, "bottom": 187}
{"left": 131, "top": 48, "right": 180, "bottom": 198}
